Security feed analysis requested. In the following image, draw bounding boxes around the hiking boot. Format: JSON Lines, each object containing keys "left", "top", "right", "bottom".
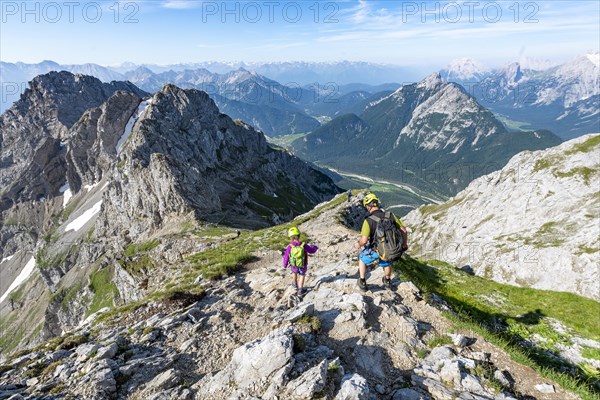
{"left": 358, "top": 278, "right": 368, "bottom": 292}
{"left": 292, "top": 282, "right": 298, "bottom": 290}
{"left": 383, "top": 277, "right": 392, "bottom": 289}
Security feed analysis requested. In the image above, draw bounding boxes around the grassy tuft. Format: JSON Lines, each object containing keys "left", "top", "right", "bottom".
{"left": 396, "top": 256, "right": 600, "bottom": 398}
{"left": 124, "top": 239, "right": 160, "bottom": 258}
{"left": 565, "top": 135, "right": 600, "bottom": 155}
{"left": 86, "top": 267, "right": 119, "bottom": 317}
{"left": 427, "top": 334, "right": 453, "bottom": 349}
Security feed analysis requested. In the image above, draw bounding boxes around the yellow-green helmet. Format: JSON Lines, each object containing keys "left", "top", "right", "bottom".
{"left": 288, "top": 226, "right": 300, "bottom": 237}
{"left": 362, "top": 193, "right": 379, "bottom": 207}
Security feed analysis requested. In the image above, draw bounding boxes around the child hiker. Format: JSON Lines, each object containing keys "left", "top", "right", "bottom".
{"left": 283, "top": 227, "right": 318, "bottom": 296}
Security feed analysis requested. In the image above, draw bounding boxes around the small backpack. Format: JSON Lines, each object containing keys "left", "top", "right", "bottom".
{"left": 369, "top": 212, "right": 404, "bottom": 262}
{"left": 289, "top": 243, "right": 305, "bottom": 268}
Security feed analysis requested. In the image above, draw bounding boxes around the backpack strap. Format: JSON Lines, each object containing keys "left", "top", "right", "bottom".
{"left": 367, "top": 215, "right": 381, "bottom": 223}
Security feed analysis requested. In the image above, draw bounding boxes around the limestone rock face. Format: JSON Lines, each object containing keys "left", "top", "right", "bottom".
{"left": 96, "top": 84, "right": 340, "bottom": 238}
{"left": 404, "top": 134, "right": 600, "bottom": 300}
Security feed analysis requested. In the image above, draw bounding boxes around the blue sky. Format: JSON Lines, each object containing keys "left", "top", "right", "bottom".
{"left": 1, "top": 0, "right": 598, "bottom": 70}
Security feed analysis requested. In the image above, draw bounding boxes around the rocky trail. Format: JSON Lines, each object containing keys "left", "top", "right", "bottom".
{"left": 0, "top": 196, "right": 580, "bottom": 399}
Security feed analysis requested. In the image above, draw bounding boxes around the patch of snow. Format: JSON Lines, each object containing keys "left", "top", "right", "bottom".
{"left": 60, "top": 181, "right": 72, "bottom": 208}
{"left": 1, "top": 254, "right": 16, "bottom": 264}
{"left": 63, "top": 188, "right": 72, "bottom": 208}
{"left": 587, "top": 52, "right": 600, "bottom": 68}
{"left": 83, "top": 182, "right": 100, "bottom": 191}
{"left": 65, "top": 200, "right": 102, "bottom": 232}
{"left": 116, "top": 99, "right": 152, "bottom": 153}
{"left": 0, "top": 256, "right": 36, "bottom": 304}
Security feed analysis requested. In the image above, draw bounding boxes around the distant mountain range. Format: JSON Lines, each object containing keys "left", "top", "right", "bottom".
{"left": 0, "top": 61, "right": 406, "bottom": 136}
{"left": 292, "top": 73, "right": 562, "bottom": 196}
{"left": 1, "top": 54, "right": 598, "bottom": 139}
{"left": 440, "top": 53, "right": 600, "bottom": 139}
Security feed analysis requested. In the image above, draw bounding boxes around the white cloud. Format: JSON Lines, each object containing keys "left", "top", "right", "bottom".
{"left": 162, "top": 0, "right": 202, "bottom": 10}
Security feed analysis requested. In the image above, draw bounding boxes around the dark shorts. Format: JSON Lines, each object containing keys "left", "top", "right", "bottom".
{"left": 290, "top": 265, "right": 307, "bottom": 275}
{"left": 359, "top": 248, "right": 391, "bottom": 267}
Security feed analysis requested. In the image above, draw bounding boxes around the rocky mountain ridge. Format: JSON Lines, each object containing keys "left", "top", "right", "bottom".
{"left": 404, "top": 134, "right": 600, "bottom": 300}
{"left": 0, "top": 194, "right": 589, "bottom": 400}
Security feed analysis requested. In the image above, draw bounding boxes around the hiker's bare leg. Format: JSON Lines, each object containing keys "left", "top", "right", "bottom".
{"left": 298, "top": 274, "right": 305, "bottom": 289}
{"left": 383, "top": 266, "right": 392, "bottom": 280}
{"left": 359, "top": 260, "right": 367, "bottom": 280}
{"left": 291, "top": 273, "right": 298, "bottom": 286}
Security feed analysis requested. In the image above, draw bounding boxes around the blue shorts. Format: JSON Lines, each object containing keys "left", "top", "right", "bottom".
{"left": 359, "top": 248, "right": 391, "bottom": 267}
{"left": 290, "top": 265, "right": 307, "bottom": 275}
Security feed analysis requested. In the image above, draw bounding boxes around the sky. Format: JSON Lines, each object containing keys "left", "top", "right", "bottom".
{"left": 1, "top": 0, "right": 599, "bottom": 71}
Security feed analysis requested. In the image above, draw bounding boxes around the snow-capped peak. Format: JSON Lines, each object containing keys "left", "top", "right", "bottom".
{"left": 443, "top": 58, "right": 490, "bottom": 80}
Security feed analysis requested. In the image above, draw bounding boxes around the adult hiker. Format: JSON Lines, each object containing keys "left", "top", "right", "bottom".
{"left": 283, "top": 227, "right": 319, "bottom": 296}
{"left": 354, "top": 193, "right": 408, "bottom": 291}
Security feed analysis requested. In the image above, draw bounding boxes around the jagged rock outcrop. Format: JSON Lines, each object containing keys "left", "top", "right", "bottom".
{"left": 404, "top": 134, "right": 600, "bottom": 300}
{"left": 0, "top": 71, "right": 146, "bottom": 211}
{"left": 97, "top": 83, "right": 340, "bottom": 238}
{"left": 65, "top": 91, "right": 142, "bottom": 192}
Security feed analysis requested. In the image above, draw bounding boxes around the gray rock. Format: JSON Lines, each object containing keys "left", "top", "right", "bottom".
{"left": 451, "top": 334, "right": 470, "bottom": 348}
{"left": 284, "top": 302, "right": 315, "bottom": 323}
{"left": 460, "top": 373, "right": 486, "bottom": 394}
{"left": 493, "top": 370, "right": 511, "bottom": 388}
{"left": 200, "top": 327, "right": 294, "bottom": 397}
{"left": 458, "top": 393, "right": 493, "bottom": 400}
{"left": 439, "top": 360, "right": 462, "bottom": 387}
{"left": 392, "top": 388, "right": 432, "bottom": 400}
{"left": 146, "top": 369, "right": 180, "bottom": 392}
{"left": 354, "top": 344, "right": 387, "bottom": 379}
{"left": 285, "top": 359, "right": 328, "bottom": 399}
{"left": 534, "top": 383, "right": 555, "bottom": 393}
{"left": 412, "top": 375, "right": 458, "bottom": 400}
{"left": 25, "top": 377, "right": 39, "bottom": 387}
{"left": 424, "top": 346, "right": 456, "bottom": 369}
{"left": 95, "top": 342, "right": 118, "bottom": 360}
{"left": 335, "top": 373, "right": 370, "bottom": 400}
{"left": 93, "top": 367, "right": 116, "bottom": 393}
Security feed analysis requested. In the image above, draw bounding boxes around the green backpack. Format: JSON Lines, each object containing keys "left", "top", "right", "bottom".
{"left": 289, "top": 242, "right": 305, "bottom": 268}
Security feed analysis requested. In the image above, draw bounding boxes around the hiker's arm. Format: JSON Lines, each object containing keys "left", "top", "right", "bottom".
{"left": 355, "top": 235, "right": 369, "bottom": 249}
{"left": 282, "top": 246, "right": 290, "bottom": 268}
{"left": 400, "top": 226, "right": 408, "bottom": 250}
{"left": 355, "top": 220, "right": 370, "bottom": 249}
{"left": 305, "top": 243, "right": 318, "bottom": 254}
